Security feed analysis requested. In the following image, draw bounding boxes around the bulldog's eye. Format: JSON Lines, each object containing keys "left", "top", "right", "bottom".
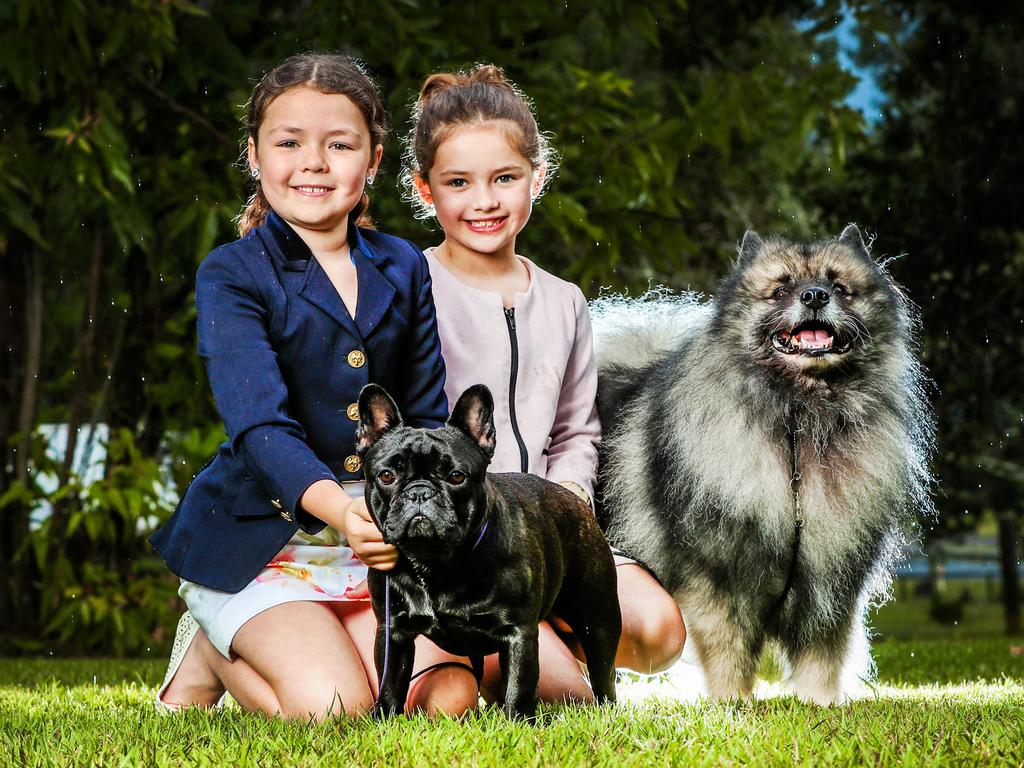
{"left": 447, "top": 471, "right": 467, "bottom": 486}
{"left": 772, "top": 285, "right": 789, "bottom": 300}
{"left": 832, "top": 282, "right": 849, "bottom": 296}
{"left": 377, "top": 469, "right": 396, "bottom": 486}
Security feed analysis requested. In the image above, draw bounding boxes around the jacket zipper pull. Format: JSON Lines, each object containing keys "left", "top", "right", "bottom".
{"left": 504, "top": 306, "right": 516, "bottom": 330}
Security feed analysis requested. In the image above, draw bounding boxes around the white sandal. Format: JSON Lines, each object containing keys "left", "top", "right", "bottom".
{"left": 154, "top": 611, "right": 200, "bottom": 712}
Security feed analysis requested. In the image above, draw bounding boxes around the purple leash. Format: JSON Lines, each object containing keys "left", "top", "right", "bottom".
{"left": 375, "top": 515, "right": 489, "bottom": 708}
{"left": 377, "top": 572, "right": 392, "bottom": 703}
{"left": 469, "top": 518, "right": 490, "bottom": 552}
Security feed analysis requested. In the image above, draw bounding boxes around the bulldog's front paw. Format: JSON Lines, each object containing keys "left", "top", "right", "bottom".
{"left": 501, "top": 699, "right": 539, "bottom": 721}
{"left": 370, "top": 697, "right": 402, "bottom": 720}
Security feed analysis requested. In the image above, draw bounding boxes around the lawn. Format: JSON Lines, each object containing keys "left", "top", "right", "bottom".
{"left": 3, "top": 581, "right": 1022, "bottom": 767}
{"left": 2, "top": 636, "right": 1023, "bottom": 768}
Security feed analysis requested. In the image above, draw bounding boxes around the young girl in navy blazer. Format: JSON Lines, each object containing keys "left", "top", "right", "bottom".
{"left": 150, "top": 54, "right": 479, "bottom": 719}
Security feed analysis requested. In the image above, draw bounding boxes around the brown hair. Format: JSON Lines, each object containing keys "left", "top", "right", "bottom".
{"left": 402, "top": 64, "right": 556, "bottom": 219}
{"left": 238, "top": 53, "right": 388, "bottom": 235}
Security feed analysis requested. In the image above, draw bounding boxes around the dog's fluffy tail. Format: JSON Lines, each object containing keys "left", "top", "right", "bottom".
{"left": 590, "top": 289, "right": 713, "bottom": 373}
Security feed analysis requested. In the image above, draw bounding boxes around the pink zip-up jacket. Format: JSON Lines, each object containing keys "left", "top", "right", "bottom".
{"left": 426, "top": 249, "right": 601, "bottom": 501}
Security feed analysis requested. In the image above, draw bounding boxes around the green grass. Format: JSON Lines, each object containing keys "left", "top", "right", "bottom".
{"left": 3, "top": 640, "right": 1023, "bottom": 768}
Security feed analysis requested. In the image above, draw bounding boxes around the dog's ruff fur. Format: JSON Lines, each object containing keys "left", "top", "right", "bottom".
{"left": 593, "top": 225, "right": 934, "bottom": 705}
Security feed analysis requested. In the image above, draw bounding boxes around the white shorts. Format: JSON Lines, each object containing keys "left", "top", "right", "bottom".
{"left": 180, "top": 481, "right": 369, "bottom": 659}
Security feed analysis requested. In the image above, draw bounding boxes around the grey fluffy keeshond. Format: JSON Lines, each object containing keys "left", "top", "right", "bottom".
{"left": 593, "top": 225, "right": 934, "bottom": 705}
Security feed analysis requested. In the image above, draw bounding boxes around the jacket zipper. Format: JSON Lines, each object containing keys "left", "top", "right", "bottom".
{"left": 504, "top": 307, "right": 529, "bottom": 472}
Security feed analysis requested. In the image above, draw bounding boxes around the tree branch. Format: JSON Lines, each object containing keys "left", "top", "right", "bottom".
{"left": 131, "top": 73, "right": 237, "bottom": 150}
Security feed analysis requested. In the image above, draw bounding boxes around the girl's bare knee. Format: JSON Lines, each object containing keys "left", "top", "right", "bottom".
{"left": 652, "top": 604, "right": 687, "bottom": 670}
{"left": 408, "top": 665, "right": 479, "bottom": 717}
{"left": 634, "top": 599, "right": 686, "bottom": 672}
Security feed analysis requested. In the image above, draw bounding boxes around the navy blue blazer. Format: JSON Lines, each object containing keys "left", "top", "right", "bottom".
{"left": 150, "top": 211, "right": 448, "bottom": 592}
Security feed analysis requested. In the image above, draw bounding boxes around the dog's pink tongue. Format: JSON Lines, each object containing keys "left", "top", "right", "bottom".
{"left": 796, "top": 329, "right": 830, "bottom": 343}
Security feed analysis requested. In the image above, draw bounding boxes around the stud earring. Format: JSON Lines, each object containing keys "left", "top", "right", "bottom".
{"left": 365, "top": 175, "right": 375, "bottom": 186}
{"left": 250, "top": 167, "right": 260, "bottom": 180}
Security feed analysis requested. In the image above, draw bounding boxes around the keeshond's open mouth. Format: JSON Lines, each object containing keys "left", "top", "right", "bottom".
{"left": 771, "top": 321, "right": 853, "bottom": 357}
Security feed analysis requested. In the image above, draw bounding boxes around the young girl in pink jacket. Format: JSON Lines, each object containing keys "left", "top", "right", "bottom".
{"left": 406, "top": 65, "right": 686, "bottom": 702}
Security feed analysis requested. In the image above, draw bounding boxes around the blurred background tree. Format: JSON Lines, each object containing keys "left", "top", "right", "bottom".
{"left": 0, "top": 0, "right": 1019, "bottom": 653}
{"left": 816, "top": 0, "right": 1024, "bottom": 633}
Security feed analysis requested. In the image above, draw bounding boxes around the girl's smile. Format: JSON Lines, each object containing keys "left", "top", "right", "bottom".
{"left": 293, "top": 184, "right": 336, "bottom": 197}
{"left": 464, "top": 216, "right": 509, "bottom": 233}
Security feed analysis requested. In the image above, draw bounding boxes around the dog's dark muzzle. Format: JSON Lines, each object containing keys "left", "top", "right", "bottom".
{"left": 385, "top": 482, "right": 460, "bottom": 550}
{"left": 406, "top": 514, "right": 439, "bottom": 539}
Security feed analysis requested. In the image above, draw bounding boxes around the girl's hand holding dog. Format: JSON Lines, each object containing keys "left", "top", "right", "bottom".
{"left": 298, "top": 479, "right": 398, "bottom": 570}
{"left": 342, "top": 497, "right": 398, "bottom": 570}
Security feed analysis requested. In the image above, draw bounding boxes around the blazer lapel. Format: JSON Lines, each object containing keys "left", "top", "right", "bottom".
{"left": 345, "top": 225, "right": 395, "bottom": 339}
{"left": 262, "top": 211, "right": 393, "bottom": 339}
{"left": 352, "top": 245, "right": 395, "bottom": 339}
{"left": 299, "top": 258, "right": 360, "bottom": 337}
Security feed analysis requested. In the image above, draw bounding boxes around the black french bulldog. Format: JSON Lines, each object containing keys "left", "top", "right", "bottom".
{"left": 355, "top": 383, "right": 620, "bottom": 719}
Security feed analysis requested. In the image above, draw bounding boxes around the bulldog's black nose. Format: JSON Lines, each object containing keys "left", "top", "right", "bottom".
{"left": 800, "top": 287, "right": 830, "bottom": 310}
{"left": 404, "top": 483, "right": 437, "bottom": 504}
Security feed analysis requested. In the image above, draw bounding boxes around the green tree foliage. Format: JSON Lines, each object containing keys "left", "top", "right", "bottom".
{"left": 0, "top": 0, "right": 891, "bottom": 652}
{"left": 344, "top": 0, "right": 865, "bottom": 290}
{"left": 0, "top": 0, "right": 247, "bottom": 651}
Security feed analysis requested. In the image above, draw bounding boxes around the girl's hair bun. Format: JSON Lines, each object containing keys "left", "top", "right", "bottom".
{"left": 467, "top": 64, "right": 513, "bottom": 90}
{"left": 418, "top": 65, "right": 514, "bottom": 104}
{"left": 418, "top": 72, "right": 461, "bottom": 104}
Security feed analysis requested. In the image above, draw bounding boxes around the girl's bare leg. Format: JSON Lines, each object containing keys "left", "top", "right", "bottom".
{"left": 228, "top": 601, "right": 375, "bottom": 719}
{"left": 160, "top": 601, "right": 372, "bottom": 719}
{"left": 162, "top": 627, "right": 279, "bottom": 713}
{"left": 614, "top": 564, "right": 686, "bottom": 673}
{"left": 335, "top": 601, "right": 480, "bottom": 716}
{"left": 163, "top": 600, "right": 480, "bottom": 718}
{"left": 159, "top": 628, "right": 228, "bottom": 709}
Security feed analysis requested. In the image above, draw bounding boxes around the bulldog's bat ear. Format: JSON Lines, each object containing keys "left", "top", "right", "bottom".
{"left": 838, "top": 223, "right": 870, "bottom": 259}
{"left": 448, "top": 384, "right": 496, "bottom": 459}
{"left": 356, "top": 384, "right": 403, "bottom": 455}
{"left": 738, "top": 229, "right": 764, "bottom": 266}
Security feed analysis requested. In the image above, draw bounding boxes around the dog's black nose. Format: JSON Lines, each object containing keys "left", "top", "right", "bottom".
{"left": 800, "top": 287, "right": 830, "bottom": 310}
{"left": 404, "top": 483, "right": 437, "bottom": 504}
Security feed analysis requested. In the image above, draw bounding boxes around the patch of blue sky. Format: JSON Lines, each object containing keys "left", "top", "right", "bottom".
{"left": 799, "top": 3, "right": 887, "bottom": 124}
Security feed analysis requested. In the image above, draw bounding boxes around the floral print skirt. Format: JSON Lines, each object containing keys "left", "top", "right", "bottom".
{"left": 179, "top": 481, "right": 370, "bottom": 659}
